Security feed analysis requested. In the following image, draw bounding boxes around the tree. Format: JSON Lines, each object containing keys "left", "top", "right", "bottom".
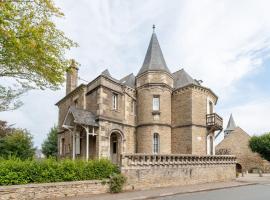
{"left": 0, "top": 0, "right": 77, "bottom": 111}
{"left": 41, "top": 126, "right": 58, "bottom": 158}
{"left": 249, "top": 133, "right": 270, "bottom": 161}
{"left": 0, "top": 120, "right": 14, "bottom": 138}
{"left": 0, "top": 128, "right": 35, "bottom": 160}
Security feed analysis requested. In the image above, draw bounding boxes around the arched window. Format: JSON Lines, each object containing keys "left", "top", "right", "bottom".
{"left": 153, "top": 133, "right": 160, "bottom": 154}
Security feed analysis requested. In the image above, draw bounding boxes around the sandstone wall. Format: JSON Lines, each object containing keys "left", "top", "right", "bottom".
{"left": 0, "top": 180, "right": 109, "bottom": 200}
{"left": 121, "top": 154, "right": 236, "bottom": 190}
{"left": 137, "top": 125, "right": 171, "bottom": 154}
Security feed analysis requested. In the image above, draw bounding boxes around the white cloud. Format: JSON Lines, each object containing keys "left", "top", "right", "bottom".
{"left": 1, "top": 0, "right": 270, "bottom": 147}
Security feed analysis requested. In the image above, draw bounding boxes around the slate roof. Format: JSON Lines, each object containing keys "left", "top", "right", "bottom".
{"left": 172, "top": 69, "right": 199, "bottom": 89}
{"left": 225, "top": 114, "right": 237, "bottom": 132}
{"left": 101, "top": 69, "right": 111, "bottom": 77}
{"left": 137, "top": 33, "right": 171, "bottom": 76}
{"left": 120, "top": 73, "right": 135, "bottom": 88}
{"left": 100, "top": 69, "right": 120, "bottom": 83}
{"left": 68, "top": 106, "right": 98, "bottom": 127}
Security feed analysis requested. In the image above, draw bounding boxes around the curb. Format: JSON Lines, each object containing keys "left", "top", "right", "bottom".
{"left": 128, "top": 182, "right": 256, "bottom": 200}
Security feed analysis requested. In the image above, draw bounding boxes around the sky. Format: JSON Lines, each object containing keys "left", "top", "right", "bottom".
{"left": 0, "top": 0, "right": 270, "bottom": 147}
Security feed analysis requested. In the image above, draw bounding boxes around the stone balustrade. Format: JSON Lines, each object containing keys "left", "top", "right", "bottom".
{"left": 121, "top": 154, "right": 236, "bottom": 169}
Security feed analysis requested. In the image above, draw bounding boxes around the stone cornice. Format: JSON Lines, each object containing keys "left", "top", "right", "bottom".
{"left": 137, "top": 123, "right": 171, "bottom": 128}
{"left": 173, "top": 83, "right": 218, "bottom": 104}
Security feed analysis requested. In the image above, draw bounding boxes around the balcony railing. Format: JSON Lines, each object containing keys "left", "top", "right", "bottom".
{"left": 206, "top": 113, "right": 223, "bottom": 131}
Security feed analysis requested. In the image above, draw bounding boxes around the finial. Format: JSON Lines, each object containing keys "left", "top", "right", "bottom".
{"left": 152, "top": 24, "right": 155, "bottom": 33}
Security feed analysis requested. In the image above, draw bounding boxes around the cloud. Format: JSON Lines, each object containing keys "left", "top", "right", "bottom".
{"left": 1, "top": 0, "right": 270, "bottom": 147}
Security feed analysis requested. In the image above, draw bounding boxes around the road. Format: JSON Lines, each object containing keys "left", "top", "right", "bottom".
{"left": 148, "top": 183, "right": 270, "bottom": 200}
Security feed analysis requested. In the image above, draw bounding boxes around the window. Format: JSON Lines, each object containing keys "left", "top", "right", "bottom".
{"left": 131, "top": 100, "right": 135, "bottom": 113}
{"left": 153, "top": 96, "right": 160, "bottom": 111}
{"left": 153, "top": 133, "right": 160, "bottom": 154}
{"left": 209, "top": 101, "right": 213, "bottom": 114}
{"left": 112, "top": 93, "right": 118, "bottom": 110}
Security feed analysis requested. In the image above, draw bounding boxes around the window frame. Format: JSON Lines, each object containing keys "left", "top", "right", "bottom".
{"left": 153, "top": 133, "right": 160, "bottom": 154}
{"left": 112, "top": 93, "right": 118, "bottom": 110}
{"left": 152, "top": 95, "right": 160, "bottom": 111}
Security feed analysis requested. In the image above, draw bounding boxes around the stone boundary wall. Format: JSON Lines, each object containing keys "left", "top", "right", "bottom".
{"left": 0, "top": 180, "right": 109, "bottom": 200}
{"left": 120, "top": 154, "right": 236, "bottom": 190}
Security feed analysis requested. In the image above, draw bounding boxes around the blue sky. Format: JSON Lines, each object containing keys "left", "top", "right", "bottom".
{"left": 0, "top": 0, "right": 270, "bottom": 147}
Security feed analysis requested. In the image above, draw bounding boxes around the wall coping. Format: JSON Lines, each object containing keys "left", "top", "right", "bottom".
{"left": 121, "top": 154, "right": 236, "bottom": 169}
{"left": 0, "top": 179, "right": 109, "bottom": 191}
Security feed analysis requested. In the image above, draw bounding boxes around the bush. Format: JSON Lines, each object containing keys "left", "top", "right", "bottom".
{"left": 0, "top": 158, "right": 119, "bottom": 186}
{"left": 249, "top": 133, "right": 270, "bottom": 161}
{"left": 109, "top": 173, "right": 127, "bottom": 193}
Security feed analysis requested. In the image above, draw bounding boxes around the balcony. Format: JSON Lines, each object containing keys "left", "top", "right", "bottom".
{"left": 206, "top": 113, "right": 223, "bottom": 131}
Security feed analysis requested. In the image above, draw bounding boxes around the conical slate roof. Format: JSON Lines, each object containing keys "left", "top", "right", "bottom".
{"left": 137, "top": 32, "right": 170, "bottom": 76}
{"left": 225, "top": 114, "right": 237, "bottom": 131}
{"left": 172, "top": 69, "right": 199, "bottom": 89}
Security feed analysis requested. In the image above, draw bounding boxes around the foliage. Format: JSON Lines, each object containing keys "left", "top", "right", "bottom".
{"left": 249, "top": 132, "right": 270, "bottom": 161}
{"left": 41, "top": 126, "right": 58, "bottom": 158}
{"left": 109, "top": 173, "right": 127, "bottom": 193}
{"left": 0, "top": 158, "right": 119, "bottom": 186}
{"left": 0, "top": 0, "right": 77, "bottom": 111}
{"left": 0, "top": 120, "right": 14, "bottom": 138}
{"left": 0, "top": 129, "right": 35, "bottom": 160}
{"left": 0, "top": 85, "right": 26, "bottom": 111}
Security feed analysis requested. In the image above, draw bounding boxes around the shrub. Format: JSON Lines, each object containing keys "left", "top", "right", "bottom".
{"left": 0, "top": 158, "right": 119, "bottom": 186}
{"left": 109, "top": 173, "right": 127, "bottom": 193}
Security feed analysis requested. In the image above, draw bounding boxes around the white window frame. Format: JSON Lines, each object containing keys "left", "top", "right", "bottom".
{"left": 153, "top": 133, "right": 160, "bottom": 154}
{"left": 112, "top": 93, "right": 118, "bottom": 110}
{"left": 153, "top": 95, "right": 160, "bottom": 111}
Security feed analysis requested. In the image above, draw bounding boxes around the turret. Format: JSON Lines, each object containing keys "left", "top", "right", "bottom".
{"left": 136, "top": 26, "right": 173, "bottom": 154}
{"left": 224, "top": 114, "right": 236, "bottom": 137}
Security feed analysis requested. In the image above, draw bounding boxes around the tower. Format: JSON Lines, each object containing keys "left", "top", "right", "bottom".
{"left": 136, "top": 26, "right": 173, "bottom": 154}
{"left": 224, "top": 114, "right": 237, "bottom": 137}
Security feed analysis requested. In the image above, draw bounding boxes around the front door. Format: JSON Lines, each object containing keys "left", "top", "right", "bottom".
{"left": 110, "top": 132, "right": 121, "bottom": 164}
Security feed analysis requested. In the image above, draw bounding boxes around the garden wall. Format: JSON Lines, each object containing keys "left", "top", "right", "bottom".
{"left": 121, "top": 154, "right": 236, "bottom": 190}
{"left": 0, "top": 180, "right": 109, "bottom": 200}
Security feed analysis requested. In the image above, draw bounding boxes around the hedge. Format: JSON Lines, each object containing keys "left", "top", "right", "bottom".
{"left": 0, "top": 158, "right": 119, "bottom": 186}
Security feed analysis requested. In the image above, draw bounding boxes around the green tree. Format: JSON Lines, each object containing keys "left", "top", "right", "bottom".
{"left": 0, "top": 129, "right": 35, "bottom": 160}
{"left": 41, "top": 126, "right": 58, "bottom": 158}
{"left": 0, "top": 120, "right": 13, "bottom": 138}
{"left": 0, "top": 0, "right": 77, "bottom": 111}
{"left": 249, "top": 132, "right": 270, "bottom": 161}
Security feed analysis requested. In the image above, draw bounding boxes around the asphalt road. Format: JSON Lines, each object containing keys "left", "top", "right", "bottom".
{"left": 149, "top": 183, "right": 270, "bottom": 200}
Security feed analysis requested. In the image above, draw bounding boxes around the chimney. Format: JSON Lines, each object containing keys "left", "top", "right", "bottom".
{"left": 66, "top": 59, "right": 78, "bottom": 94}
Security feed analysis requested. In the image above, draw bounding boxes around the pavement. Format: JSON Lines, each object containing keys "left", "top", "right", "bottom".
{"left": 61, "top": 174, "right": 269, "bottom": 200}
{"left": 148, "top": 174, "right": 270, "bottom": 200}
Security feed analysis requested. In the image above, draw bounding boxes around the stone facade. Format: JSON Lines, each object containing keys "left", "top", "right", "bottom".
{"left": 0, "top": 180, "right": 109, "bottom": 200}
{"left": 216, "top": 127, "right": 270, "bottom": 173}
{"left": 121, "top": 154, "right": 236, "bottom": 190}
{"left": 56, "top": 30, "right": 223, "bottom": 164}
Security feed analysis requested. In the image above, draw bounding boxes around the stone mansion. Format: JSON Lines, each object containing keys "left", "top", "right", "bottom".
{"left": 56, "top": 29, "right": 223, "bottom": 164}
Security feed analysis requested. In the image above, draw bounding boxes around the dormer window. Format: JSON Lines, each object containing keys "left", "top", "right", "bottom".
{"left": 153, "top": 95, "right": 160, "bottom": 111}
{"left": 112, "top": 93, "right": 118, "bottom": 110}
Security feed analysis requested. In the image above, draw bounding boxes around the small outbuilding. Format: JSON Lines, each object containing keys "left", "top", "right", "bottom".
{"left": 216, "top": 114, "right": 270, "bottom": 173}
